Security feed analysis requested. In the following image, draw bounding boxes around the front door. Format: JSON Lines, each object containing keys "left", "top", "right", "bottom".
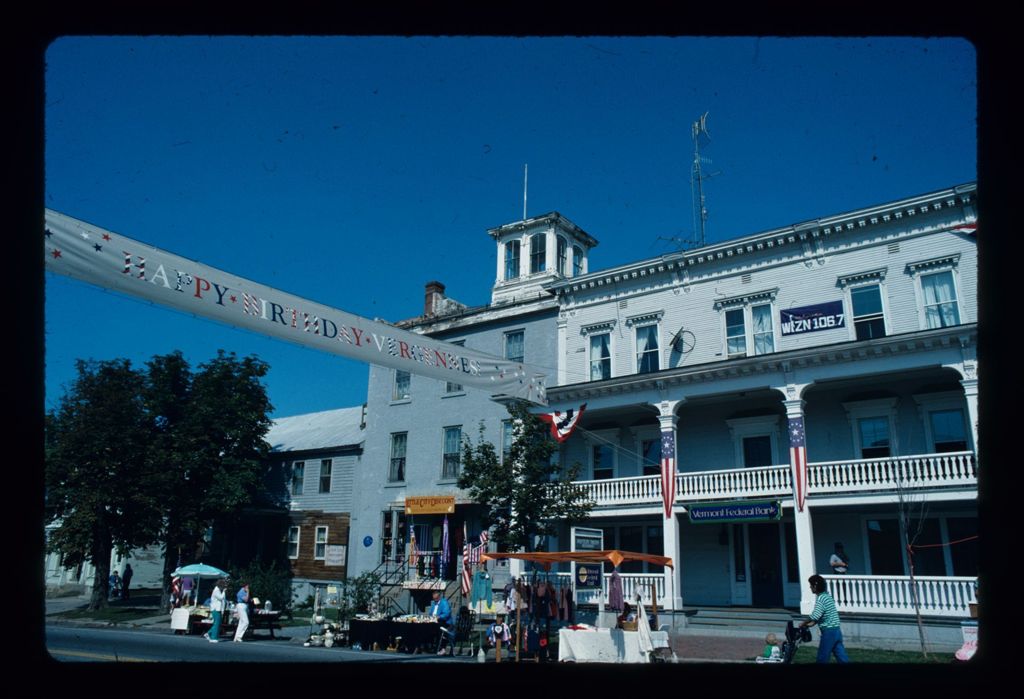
{"left": 748, "top": 524, "right": 783, "bottom": 607}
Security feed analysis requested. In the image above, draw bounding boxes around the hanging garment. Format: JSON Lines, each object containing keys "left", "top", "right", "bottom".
{"left": 471, "top": 570, "right": 493, "bottom": 607}
{"left": 609, "top": 569, "right": 625, "bottom": 612}
{"left": 548, "top": 583, "right": 558, "bottom": 619}
{"left": 534, "top": 582, "right": 548, "bottom": 619}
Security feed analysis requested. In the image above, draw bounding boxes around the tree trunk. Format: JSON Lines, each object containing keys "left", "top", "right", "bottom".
{"left": 88, "top": 538, "right": 112, "bottom": 611}
{"left": 907, "top": 549, "right": 930, "bottom": 659}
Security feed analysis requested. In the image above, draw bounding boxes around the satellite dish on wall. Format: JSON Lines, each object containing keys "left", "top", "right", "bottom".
{"left": 670, "top": 328, "right": 696, "bottom": 355}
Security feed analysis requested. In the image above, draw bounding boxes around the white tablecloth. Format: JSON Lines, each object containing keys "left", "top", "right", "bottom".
{"left": 558, "top": 628, "right": 669, "bottom": 663}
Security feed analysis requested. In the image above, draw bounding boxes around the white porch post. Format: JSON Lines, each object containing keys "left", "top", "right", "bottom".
{"left": 656, "top": 399, "right": 684, "bottom": 612}
{"left": 782, "top": 390, "right": 817, "bottom": 614}
{"left": 960, "top": 377, "right": 979, "bottom": 454}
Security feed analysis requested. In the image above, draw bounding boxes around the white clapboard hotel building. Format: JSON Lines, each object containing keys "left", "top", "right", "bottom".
{"left": 348, "top": 182, "right": 978, "bottom": 646}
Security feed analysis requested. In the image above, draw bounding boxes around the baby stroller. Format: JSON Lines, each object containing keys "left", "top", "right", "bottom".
{"left": 756, "top": 621, "right": 812, "bottom": 664}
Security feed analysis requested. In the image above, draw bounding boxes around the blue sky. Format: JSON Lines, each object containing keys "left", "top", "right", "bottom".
{"left": 44, "top": 36, "right": 976, "bottom": 418}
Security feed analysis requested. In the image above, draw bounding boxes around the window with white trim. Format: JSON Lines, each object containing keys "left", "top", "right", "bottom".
{"left": 557, "top": 236, "right": 568, "bottom": 275}
{"left": 920, "top": 270, "right": 961, "bottom": 329}
{"left": 445, "top": 340, "right": 465, "bottom": 393}
{"left": 287, "top": 526, "right": 300, "bottom": 559}
{"left": 716, "top": 292, "right": 778, "bottom": 359}
{"left": 393, "top": 370, "right": 411, "bottom": 401}
{"left": 290, "top": 461, "right": 305, "bottom": 496}
{"left": 843, "top": 398, "right": 899, "bottom": 459}
{"left": 529, "top": 233, "right": 546, "bottom": 273}
{"left": 504, "top": 330, "right": 524, "bottom": 363}
{"left": 442, "top": 426, "right": 462, "bottom": 479}
{"left": 389, "top": 432, "right": 407, "bottom": 482}
{"left": 913, "top": 391, "right": 971, "bottom": 453}
{"left": 850, "top": 283, "right": 886, "bottom": 340}
{"left": 635, "top": 323, "right": 660, "bottom": 373}
{"left": 504, "top": 240, "right": 520, "bottom": 280}
{"left": 589, "top": 332, "right": 612, "bottom": 380}
{"left": 572, "top": 245, "right": 584, "bottom": 276}
{"left": 592, "top": 444, "right": 615, "bottom": 480}
{"left": 314, "top": 526, "right": 328, "bottom": 560}
{"left": 319, "top": 459, "right": 332, "bottom": 494}
{"left": 727, "top": 416, "right": 781, "bottom": 469}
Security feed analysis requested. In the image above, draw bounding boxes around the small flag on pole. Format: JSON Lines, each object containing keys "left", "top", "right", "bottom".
{"left": 661, "top": 429, "right": 676, "bottom": 519}
{"left": 409, "top": 528, "right": 419, "bottom": 567}
{"left": 789, "top": 416, "right": 808, "bottom": 512}
{"left": 461, "top": 522, "right": 472, "bottom": 597}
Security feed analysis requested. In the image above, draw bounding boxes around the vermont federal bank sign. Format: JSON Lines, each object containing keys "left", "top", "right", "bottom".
{"left": 687, "top": 500, "right": 781, "bottom": 524}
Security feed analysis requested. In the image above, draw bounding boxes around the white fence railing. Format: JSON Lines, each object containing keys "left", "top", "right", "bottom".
{"left": 808, "top": 452, "right": 977, "bottom": 495}
{"left": 824, "top": 574, "right": 977, "bottom": 618}
{"left": 549, "top": 572, "right": 667, "bottom": 606}
{"left": 571, "top": 452, "right": 976, "bottom": 508}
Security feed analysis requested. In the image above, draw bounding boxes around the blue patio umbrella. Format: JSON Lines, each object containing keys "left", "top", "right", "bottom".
{"left": 172, "top": 563, "right": 229, "bottom": 609}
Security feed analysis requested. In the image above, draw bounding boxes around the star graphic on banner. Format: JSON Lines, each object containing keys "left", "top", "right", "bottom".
{"left": 93, "top": 243, "right": 103, "bottom": 252}
{"left": 51, "top": 249, "right": 62, "bottom": 259}
{"left": 230, "top": 295, "right": 237, "bottom": 303}
{"left": 44, "top": 228, "right": 52, "bottom": 238}
{"left": 80, "top": 232, "right": 90, "bottom": 240}
{"left": 102, "top": 233, "right": 111, "bottom": 241}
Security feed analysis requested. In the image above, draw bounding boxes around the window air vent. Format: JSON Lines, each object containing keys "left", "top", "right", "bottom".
{"left": 888, "top": 242, "right": 900, "bottom": 255}
{"left": 741, "top": 274, "right": 752, "bottom": 284}
{"left": 619, "top": 300, "right": 628, "bottom": 309}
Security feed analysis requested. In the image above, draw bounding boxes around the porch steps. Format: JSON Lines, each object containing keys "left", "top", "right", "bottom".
{"left": 684, "top": 607, "right": 799, "bottom": 631}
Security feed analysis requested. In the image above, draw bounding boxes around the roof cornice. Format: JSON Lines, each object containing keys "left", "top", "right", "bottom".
{"left": 547, "top": 182, "right": 976, "bottom": 296}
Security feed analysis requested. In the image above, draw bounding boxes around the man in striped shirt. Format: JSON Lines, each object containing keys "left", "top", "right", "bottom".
{"left": 800, "top": 574, "right": 850, "bottom": 663}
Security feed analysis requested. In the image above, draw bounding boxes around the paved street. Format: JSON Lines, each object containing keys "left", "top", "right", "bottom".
{"left": 44, "top": 593, "right": 767, "bottom": 664}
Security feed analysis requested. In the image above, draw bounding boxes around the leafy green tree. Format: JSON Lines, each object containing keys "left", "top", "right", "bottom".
{"left": 45, "top": 359, "right": 165, "bottom": 610}
{"left": 144, "top": 350, "right": 274, "bottom": 609}
{"left": 457, "top": 400, "right": 594, "bottom": 553}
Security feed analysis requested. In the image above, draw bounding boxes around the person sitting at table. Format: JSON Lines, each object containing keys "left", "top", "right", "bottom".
{"left": 428, "top": 590, "right": 455, "bottom": 655}
{"left": 616, "top": 602, "right": 637, "bottom": 629}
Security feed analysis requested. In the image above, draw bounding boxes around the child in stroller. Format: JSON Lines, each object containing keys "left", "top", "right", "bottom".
{"left": 756, "top": 621, "right": 812, "bottom": 664}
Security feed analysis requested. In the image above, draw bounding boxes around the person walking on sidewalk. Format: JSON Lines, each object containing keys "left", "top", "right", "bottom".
{"left": 800, "top": 574, "right": 850, "bottom": 663}
{"left": 122, "top": 564, "right": 134, "bottom": 600}
{"left": 233, "top": 583, "right": 251, "bottom": 642}
{"left": 205, "top": 578, "right": 227, "bottom": 643}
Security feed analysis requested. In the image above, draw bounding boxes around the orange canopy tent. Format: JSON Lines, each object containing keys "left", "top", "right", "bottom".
{"left": 480, "top": 550, "right": 673, "bottom": 571}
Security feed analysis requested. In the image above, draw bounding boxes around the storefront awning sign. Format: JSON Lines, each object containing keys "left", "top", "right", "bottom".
{"left": 687, "top": 500, "right": 782, "bottom": 524}
{"left": 405, "top": 496, "right": 456, "bottom": 515}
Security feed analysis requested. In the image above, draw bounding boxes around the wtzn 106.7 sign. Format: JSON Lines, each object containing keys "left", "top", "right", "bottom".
{"left": 780, "top": 301, "right": 845, "bottom": 336}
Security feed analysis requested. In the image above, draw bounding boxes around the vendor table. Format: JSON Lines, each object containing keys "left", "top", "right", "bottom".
{"left": 184, "top": 609, "right": 283, "bottom": 639}
{"left": 557, "top": 628, "right": 670, "bottom": 663}
{"left": 349, "top": 619, "right": 442, "bottom": 653}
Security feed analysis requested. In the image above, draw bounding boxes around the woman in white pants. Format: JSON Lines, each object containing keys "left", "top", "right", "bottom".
{"left": 233, "top": 583, "right": 250, "bottom": 642}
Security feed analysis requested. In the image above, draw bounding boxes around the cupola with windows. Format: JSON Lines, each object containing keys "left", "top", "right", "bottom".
{"left": 487, "top": 212, "right": 598, "bottom": 305}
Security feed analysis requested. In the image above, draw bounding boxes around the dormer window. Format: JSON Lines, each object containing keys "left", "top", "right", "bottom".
{"left": 573, "top": 245, "right": 583, "bottom": 276}
{"left": 557, "top": 237, "right": 567, "bottom": 275}
{"left": 530, "top": 233, "right": 546, "bottom": 274}
{"left": 504, "top": 240, "right": 521, "bottom": 280}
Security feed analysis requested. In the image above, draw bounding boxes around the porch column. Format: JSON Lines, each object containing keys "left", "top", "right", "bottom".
{"left": 960, "top": 377, "right": 979, "bottom": 455}
{"left": 783, "top": 395, "right": 817, "bottom": 614}
{"left": 656, "top": 399, "right": 684, "bottom": 611}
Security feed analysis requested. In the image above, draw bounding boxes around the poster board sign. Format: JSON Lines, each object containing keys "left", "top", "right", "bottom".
{"left": 405, "top": 496, "right": 455, "bottom": 514}
{"left": 325, "top": 545, "right": 347, "bottom": 567}
{"left": 571, "top": 527, "right": 605, "bottom": 613}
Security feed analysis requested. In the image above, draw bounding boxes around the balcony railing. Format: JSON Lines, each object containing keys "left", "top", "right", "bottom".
{"left": 572, "top": 452, "right": 976, "bottom": 508}
{"left": 824, "top": 574, "right": 977, "bottom": 618}
{"left": 548, "top": 572, "right": 667, "bottom": 606}
{"left": 808, "top": 452, "right": 977, "bottom": 496}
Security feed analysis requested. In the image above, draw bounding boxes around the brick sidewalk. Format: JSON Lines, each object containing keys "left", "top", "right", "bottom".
{"left": 671, "top": 634, "right": 762, "bottom": 662}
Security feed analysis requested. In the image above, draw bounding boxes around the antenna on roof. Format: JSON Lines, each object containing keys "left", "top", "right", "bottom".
{"left": 523, "top": 163, "right": 528, "bottom": 221}
{"left": 690, "top": 111, "right": 720, "bottom": 249}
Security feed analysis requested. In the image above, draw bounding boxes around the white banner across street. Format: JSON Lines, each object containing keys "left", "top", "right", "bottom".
{"left": 44, "top": 209, "right": 548, "bottom": 404}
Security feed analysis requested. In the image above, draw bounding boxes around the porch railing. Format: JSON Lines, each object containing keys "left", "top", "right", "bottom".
{"left": 548, "top": 571, "right": 667, "bottom": 606}
{"left": 571, "top": 452, "right": 976, "bottom": 508}
{"left": 808, "top": 452, "right": 977, "bottom": 496}
{"left": 824, "top": 574, "right": 977, "bottom": 618}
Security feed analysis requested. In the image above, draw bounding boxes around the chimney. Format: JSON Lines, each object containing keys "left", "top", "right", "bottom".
{"left": 424, "top": 281, "right": 446, "bottom": 317}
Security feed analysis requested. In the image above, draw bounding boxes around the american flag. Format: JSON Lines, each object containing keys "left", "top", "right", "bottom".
{"left": 789, "top": 416, "right": 808, "bottom": 512}
{"left": 661, "top": 429, "right": 676, "bottom": 519}
{"left": 441, "top": 516, "right": 450, "bottom": 575}
{"left": 461, "top": 522, "right": 472, "bottom": 597}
